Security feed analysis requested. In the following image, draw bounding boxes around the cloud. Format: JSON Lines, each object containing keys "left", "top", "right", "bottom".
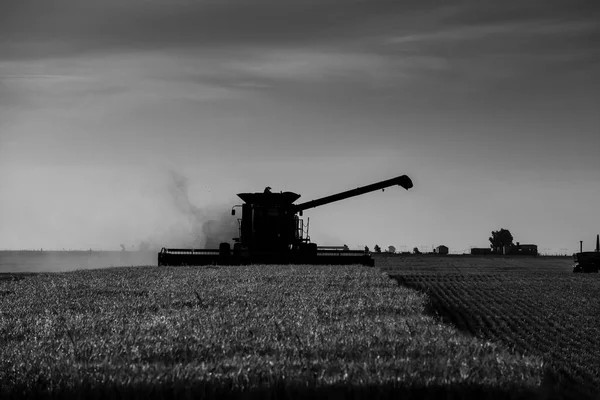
{"left": 223, "top": 49, "right": 391, "bottom": 83}
{"left": 389, "top": 19, "right": 599, "bottom": 52}
{"left": 439, "top": 0, "right": 600, "bottom": 27}
{"left": 0, "top": 52, "right": 246, "bottom": 114}
{"left": 0, "top": 1, "right": 474, "bottom": 61}
{"left": 3, "top": 0, "right": 599, "bottom": 61}
{"left": 3, "top": 0, "right": 597, "bottom": 93}
{"left": 385, "top": 14, "right": 600, "bottom": 85}
{"left": 0, "top": 1, "right": 361, "bottom": 60}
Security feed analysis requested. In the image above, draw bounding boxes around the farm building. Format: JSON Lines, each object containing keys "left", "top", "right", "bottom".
{"left": 471, "top": 248, "right": 492, "bottom": 255}
{"left": 512, "top": 242, "right": 538, "bottom": 256}
{"left": 435, "top": 245, "right": 449, "bottom": 255}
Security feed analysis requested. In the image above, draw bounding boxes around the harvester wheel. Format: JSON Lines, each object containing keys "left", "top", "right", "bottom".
{"left": 219, "top": 242, "right": 231, "bottom": 258}
{"left": 233, "top": 242, "right": 242, "bottom": 257}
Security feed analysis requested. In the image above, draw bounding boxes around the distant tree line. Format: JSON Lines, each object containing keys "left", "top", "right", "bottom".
{"left": 359, "top": 227, "right": 536, "bottom": 257}
{"left": 366, "top": 245, "right": 398, "bottom": 254}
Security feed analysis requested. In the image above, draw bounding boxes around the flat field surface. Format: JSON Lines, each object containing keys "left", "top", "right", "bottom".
{"left": 1, "top": 265, "right": 546, "bottom": 399}
{"left": 381, "top": 255, "right": 600, "bottom": 400}
{"left": 376, "top": 254, "right": 574, "bottom": 274}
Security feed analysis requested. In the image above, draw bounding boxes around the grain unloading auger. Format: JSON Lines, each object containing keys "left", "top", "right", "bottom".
{"left": 158, "top": 175, "right": 413, "bottom": 266}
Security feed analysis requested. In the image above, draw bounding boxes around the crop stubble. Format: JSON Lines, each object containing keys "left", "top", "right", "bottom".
{"left": 385, "top": 256, "right": 600, "bottom": 400}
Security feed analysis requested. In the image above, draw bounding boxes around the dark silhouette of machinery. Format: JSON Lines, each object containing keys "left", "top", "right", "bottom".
{"left": 573, "top": 234, "right": 600, "bottom": 273}
{"left": 158, "top": 175, "right": 413, "bottom": 266}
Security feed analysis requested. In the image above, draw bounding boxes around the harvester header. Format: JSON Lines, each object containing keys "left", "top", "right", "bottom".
{"left": 158, "top": 174, "right": 413, "bottom": 267}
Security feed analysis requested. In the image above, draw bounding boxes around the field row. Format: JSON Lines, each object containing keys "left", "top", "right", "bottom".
{"left": 377, "top": 255, "right": 573, "bottom": 275}
{"left": 391, "top": 273, "right": 600, "bottom": 400}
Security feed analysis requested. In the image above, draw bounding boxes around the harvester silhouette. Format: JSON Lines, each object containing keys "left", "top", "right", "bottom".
{"left": 158, "top": 175, "right": 413, "bottom": 266}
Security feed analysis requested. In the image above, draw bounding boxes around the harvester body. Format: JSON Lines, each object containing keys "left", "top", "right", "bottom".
{"left": 158, "top": 175, "right": 413, "bottom": 266}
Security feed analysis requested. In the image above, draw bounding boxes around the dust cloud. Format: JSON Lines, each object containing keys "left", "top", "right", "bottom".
{"left": 143, "top": 170, "right": 239, "bottom": 250}
{"left": 0, "top": 167, "right": 241, "bottom": 272}
{"left": 0, "top": 250, "right": 158, "bottom": 273}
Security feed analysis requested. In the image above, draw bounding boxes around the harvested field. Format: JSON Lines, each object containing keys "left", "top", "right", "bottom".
{"left": 0, "top": 264, "right": 546, "bottom": 399}
{"left": 377, "top": 254, "right": 573, "bottom": 275}
{"left": 384, "top": 255, "right": 600, "bottom": 400}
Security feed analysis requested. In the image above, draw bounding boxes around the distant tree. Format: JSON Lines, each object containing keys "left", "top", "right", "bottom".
{"left": 364, "top": 246, "right": 370, "bottom": 253}
{"left": 343, "top": 244, "right": 349, "bottom": 251}
{"left": 413, "top": 247, "right": 421, "bottom": 254}
{"left": 374, "top": 244, "right": 381, "bottom": 253}
{"left": 489, "top": 229, "right": 514, "bottom": 252}
{"left": 387, "top": 245, "right": 396, "bottom": 254}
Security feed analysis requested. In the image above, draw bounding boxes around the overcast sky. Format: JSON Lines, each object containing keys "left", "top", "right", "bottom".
{"left": 1, "top": 0, "right": 599, "bottom": 254}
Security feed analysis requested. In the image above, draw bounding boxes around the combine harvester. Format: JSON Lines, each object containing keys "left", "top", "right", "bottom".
{"left": 158, "top": 175, "right": 413, "bottom": 266}
{"left": 573, "top": 234, "right": 600, "bottom": 273}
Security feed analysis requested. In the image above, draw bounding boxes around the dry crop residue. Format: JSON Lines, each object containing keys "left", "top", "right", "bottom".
{"left": 389, "top": 264, "right": 600, "bottom": 400}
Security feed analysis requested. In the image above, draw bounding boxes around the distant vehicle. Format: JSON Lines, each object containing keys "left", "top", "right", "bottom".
{"left": 573, "top": 252, "right": 600, "bottom": 273}
{"left": 573, "top": 235, "right": 600, "bottom": 273}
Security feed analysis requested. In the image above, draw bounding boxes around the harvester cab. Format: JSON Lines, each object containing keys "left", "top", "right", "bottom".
{"left": 158, "top": 174, "right": 413, "bottom": 267}
{"left": 232, "top": 190, "right": 306, "bottom": 256}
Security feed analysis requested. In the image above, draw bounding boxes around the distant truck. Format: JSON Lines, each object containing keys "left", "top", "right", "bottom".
{"left": 573, "top": 252, "right": 600, "bottom": 273}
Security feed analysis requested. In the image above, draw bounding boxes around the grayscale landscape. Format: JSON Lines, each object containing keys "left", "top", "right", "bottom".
{"left": 1, "top": 0, "right": 599, "bottom": 399}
